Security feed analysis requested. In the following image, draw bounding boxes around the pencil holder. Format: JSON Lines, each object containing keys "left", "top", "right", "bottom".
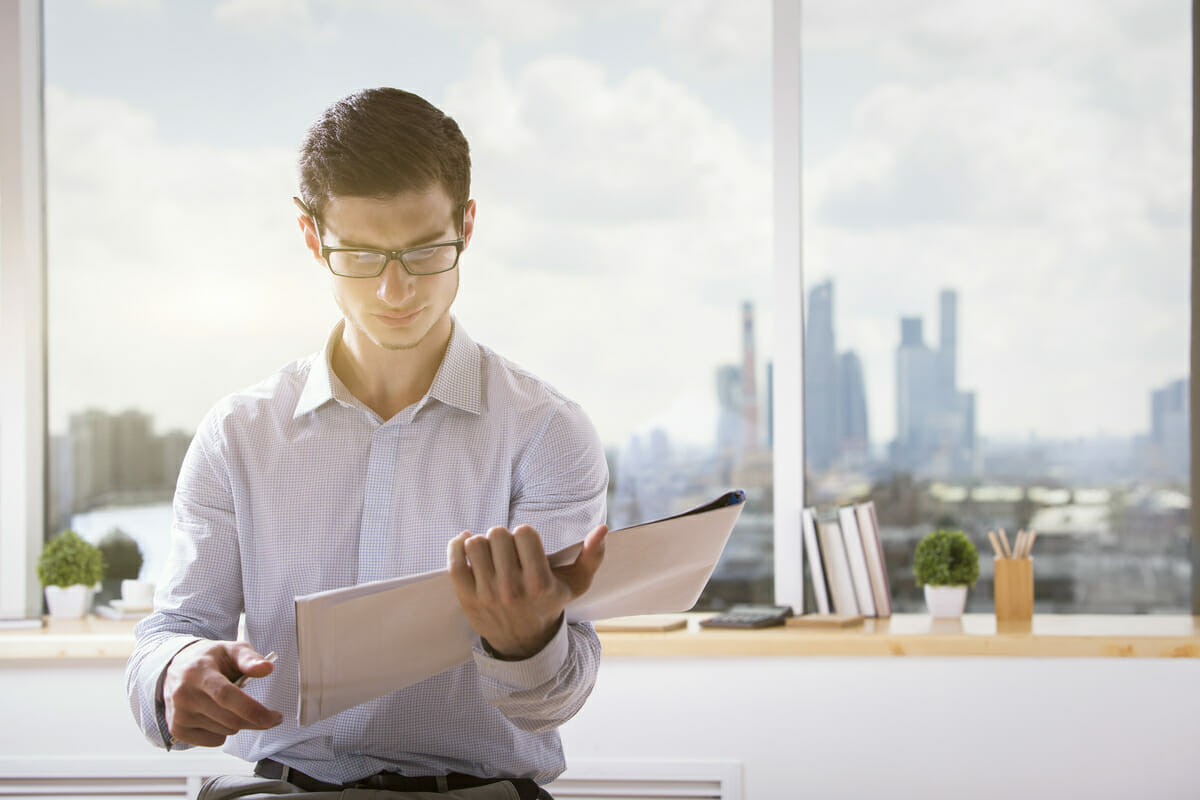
{"left": 993, "top": 557, "right": 1033, "bottom": 622}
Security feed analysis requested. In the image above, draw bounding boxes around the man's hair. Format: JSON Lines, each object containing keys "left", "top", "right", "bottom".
{"left": 298, "top": 88, "right": 471, "bottom": 232}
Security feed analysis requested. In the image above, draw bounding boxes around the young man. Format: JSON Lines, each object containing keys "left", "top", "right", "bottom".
{"left": 125, "top": 88, "right": 609, "bottom": 800}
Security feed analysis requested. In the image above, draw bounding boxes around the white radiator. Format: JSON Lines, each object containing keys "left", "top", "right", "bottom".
{"left": 0, "top": 758, "right": 742, "bottom": 800}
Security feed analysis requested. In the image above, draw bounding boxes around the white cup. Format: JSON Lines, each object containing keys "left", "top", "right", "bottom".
{"left": 120, "top": 579, "right": 155, "bottom": 610}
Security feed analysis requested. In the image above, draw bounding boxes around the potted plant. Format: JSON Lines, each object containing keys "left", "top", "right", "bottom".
{"left": 37, "top": 530, "right": 106, "bottom": 618}
{"left": 97, "top": 528, "right": 144, "bottom": 606}
{"left": 913, "top": 529, "right": 979, "bottom": 619}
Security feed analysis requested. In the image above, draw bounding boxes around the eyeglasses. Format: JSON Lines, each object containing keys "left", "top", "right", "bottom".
{"left": 293, "top": 196, "right": 464, "bottom": 278}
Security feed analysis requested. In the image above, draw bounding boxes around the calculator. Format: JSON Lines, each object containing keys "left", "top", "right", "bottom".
{"left": 700, "top": 604, "right": 794, "bottom": 629}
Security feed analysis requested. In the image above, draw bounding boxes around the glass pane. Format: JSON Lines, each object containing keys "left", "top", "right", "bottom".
{"left": 44, "top": 2, "right": 772, "bottom": 610}
{"left": 802, "top": 0, "right": 1191, "bottom": 613}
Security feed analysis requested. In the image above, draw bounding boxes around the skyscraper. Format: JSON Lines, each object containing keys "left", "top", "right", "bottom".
{"left": 804, "top": 280, "right": 838, "bottom": 470}
{"left": 891, "top": 290, "right": 977, "bottom": 477}
{"left": 1150, "top": 378, "right": 1189, "bottom": 478}
{"left": 838, "top": 351, "right": 869, "bottom": 466}
{"left": 741, "top": 301, "right": 759, "bottom": 451}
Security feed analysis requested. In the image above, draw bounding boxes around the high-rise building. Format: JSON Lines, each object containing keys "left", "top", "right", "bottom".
{"left": 891, "top": 290, "right": 977, "bottom": 477}
{"left": 804, "top": 280, "right": 838, "bottom": 470}
{"left": 64, "top": 408, "right": 191, "bottom": 513}
{"left": 741, "top": 301, "right": 759, "bottom": 451}
{"left": 716, "top": 364, "right": 744, "bottom": 460}
{"left": 1150, "top": 378, "right": 1189, "bottom": 478}
{"left": 838, "top": 351, "right": 869, "bottom": 466}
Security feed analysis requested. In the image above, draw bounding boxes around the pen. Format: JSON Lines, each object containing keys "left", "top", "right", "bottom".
{"left": 234, "top": 651, "right": 277, "bottom": 688}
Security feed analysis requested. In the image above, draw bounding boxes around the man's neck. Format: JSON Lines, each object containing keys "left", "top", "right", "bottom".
{"left": 332, "top": 317, "right": 454, "bottom": 420}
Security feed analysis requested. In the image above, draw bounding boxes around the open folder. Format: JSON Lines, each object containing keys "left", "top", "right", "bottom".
{"left": 294, "top": 490, "right": 746, "bottom": 726}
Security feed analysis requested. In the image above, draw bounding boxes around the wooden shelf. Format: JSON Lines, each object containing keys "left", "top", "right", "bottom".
{"left": 594, "top": 613, "right": 1200, "bottom": 658}
{"left": 2, "top": 613, "right": 1197, "bottom": 661}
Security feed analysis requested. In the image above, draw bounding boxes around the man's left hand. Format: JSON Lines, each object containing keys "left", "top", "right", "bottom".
{"left": 447, "top": 523, "right": 608, "bottom": 660}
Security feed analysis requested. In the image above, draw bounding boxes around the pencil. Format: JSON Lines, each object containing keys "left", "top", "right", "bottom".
{"left": 1014, "top": 529, "right": 1027, "bottom": 559}
{"left": 987, "top": 530, "right": 1003, "bottom": 559}
{"left": 1026, "top": 529, "right": 1038, "bottom": 557}
{"left": 998, "top": 528, "right": 1013, "bottom": 559}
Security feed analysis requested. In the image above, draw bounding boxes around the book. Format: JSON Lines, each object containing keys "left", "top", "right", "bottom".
{"left": 0, "top": 616, "right": 44, "bottom": 629}
{"left": 854, "top": 501, "right": 893, "bottom": 617}
{"left": 295, "top": 490, "right": 747, "bottom": 726}
{"left": 801, "top": 508, "right": 830, "bottom": 615}
{"left": 815, "top": 516, "right": 859, "bottom": 617}
{"left": 838, "top": 505, "right": 877, "bottom": 617}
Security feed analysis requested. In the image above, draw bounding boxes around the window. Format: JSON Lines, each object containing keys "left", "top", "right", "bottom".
{"left": 40, "top": 2, "right": 773, "bottom": 610}
{"left": 798, "top": 0, "right": 1191, "bottom": 612}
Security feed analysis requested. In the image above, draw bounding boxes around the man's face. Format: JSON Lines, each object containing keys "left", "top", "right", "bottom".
{"left": 303, "top": 186, "right": 475, "bottom": 354}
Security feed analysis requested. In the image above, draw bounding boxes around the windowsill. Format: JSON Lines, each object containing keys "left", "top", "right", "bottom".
{"left": 0, "top": 613, "right": 1197, "bottom": 660}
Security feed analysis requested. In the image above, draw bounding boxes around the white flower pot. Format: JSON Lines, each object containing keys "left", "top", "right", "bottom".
{"left": 44, "top": 584, "right": 94, "bottom": 618}
{"left": 924, "top": 584, "right": 968, "bottom": 619}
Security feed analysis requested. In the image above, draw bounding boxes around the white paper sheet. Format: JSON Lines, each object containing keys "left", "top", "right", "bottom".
{"left": 294, "top": 491, "right": 745, "bottom": 726}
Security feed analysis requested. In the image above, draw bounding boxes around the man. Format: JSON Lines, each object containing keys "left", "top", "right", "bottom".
{"left": 125, "top": 88, "right": 610, "bottom": 800}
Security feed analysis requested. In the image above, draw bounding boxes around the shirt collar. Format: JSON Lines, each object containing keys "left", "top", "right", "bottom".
{"left": 293, "top": 317, "right": 482, "bottom": 420}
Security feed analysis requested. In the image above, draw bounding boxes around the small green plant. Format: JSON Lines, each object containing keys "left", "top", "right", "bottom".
{"left": 98, "top": 528, "right": 143, "bottom": 581}
{"left": 913, "top": 529, "right": 979, "bottom": 588}
{"left": 37, "top": 530, "right": 105, "bottom": 588}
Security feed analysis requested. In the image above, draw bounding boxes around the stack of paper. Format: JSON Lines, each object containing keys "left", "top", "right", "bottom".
{"left": 294, "top": 490, "right": 746, "bottom": 725}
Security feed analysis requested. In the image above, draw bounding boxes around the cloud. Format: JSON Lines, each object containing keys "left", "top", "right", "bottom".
{"left": 444, "top": 42, "right": 772, "bottom": 445}
{"left": 802, "top": 0, "right": 1190, "bottom": 441}
{"left": 45, "top": 85, "right": 334, "bottom": 435}
{"left": 213, "top": 0, "right": 335, "bottom": 40}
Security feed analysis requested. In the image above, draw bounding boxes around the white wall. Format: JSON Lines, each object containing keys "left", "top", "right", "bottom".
{"left": 3, "top": 655, "right": 1199, "bottom": 799}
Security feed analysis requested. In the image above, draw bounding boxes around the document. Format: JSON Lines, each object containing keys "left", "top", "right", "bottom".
{"left": 294, "top": 490, "right": 746, "bottom": 726}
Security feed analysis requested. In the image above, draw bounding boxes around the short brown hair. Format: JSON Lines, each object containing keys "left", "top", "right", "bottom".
{"left": 298, "top": 88, "right": 471, "bottom": 232}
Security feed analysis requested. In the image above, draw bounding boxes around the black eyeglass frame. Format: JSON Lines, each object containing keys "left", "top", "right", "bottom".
{"left": 292, "top": 196, "right": 465, "bottom": 278}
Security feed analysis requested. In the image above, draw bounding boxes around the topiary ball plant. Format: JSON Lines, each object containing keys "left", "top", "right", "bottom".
{"left": 37, "top": 529, "right": 106, "bottom": 588}
{"left": 98, "top": 528, "right": 143, "bottom": 581}
{"left": 913, "top": 529, "right": 979, "bottom": 588}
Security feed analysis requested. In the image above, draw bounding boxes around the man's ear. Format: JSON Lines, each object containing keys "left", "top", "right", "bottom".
{"left": 297, "top": 213, "right": 323, "bottom": 262}
{"left": 461, "top": 199, "right": 477, "bottom": 250}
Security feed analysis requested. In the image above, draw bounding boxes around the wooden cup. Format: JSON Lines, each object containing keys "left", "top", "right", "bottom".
{"left": 993, "top": 557, "right": 1034, "bottom": 622}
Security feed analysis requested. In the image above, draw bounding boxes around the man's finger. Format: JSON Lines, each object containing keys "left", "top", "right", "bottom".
{"left": 512, "top": 526, "right": 554, "bottom": 591}
{"left": 553, "top": 524, "right": 608, "bottom": 598}
{"left": 447, "top": 531, "right": 474, "bottom": 592}
{"left": 464, "top": 533, "right": 498, "bottom": 583}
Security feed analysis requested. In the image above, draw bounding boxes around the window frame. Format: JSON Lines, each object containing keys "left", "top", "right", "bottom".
{"left": 0, "top": 0, "right": 46, "bottom": 619}
{"left": 2, "top": 0, "right": 1193, "bottom": 616}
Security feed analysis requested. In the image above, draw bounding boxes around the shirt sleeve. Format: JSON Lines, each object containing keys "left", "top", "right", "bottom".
{"left": 472, "top": 400, "right": 608, "bottom": 731}
{"left": 124, "top": 409, "right": 244, "bottom": 749}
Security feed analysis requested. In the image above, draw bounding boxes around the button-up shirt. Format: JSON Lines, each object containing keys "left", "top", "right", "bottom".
{"left": 126, "top": 318, "right": 608, "bottom": 785}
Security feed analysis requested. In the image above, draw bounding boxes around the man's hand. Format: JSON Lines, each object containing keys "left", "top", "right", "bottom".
{"left": 162, "top": 640, "right": 283, "bottom": 747}
{"left": 448, "top": 523, "right": 608, "bottom": 660}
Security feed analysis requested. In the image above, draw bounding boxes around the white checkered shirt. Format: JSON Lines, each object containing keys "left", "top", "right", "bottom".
{"left": 126, "top": 318, "right": 609, "bottom": 786}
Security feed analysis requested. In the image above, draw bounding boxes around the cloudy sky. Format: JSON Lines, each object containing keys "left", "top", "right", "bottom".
{"left": 43, "top": 0, "right": 1188, "bottom": 455}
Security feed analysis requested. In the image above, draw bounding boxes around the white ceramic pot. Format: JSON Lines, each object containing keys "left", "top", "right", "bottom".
{"left": 924, "top": 584, "right": 968, "bottom": 618}
{"left": 44, "top": 584, "right": 93, "bottom": 618}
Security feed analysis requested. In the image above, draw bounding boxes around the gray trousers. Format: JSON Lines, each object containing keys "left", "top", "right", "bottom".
{"left": 198, "top": 775, "right": 549, "bottom": 800}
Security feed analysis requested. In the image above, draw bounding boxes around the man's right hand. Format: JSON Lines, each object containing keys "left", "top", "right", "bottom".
{"left": 163, "top": 640, "right": 283, "bottom": 747}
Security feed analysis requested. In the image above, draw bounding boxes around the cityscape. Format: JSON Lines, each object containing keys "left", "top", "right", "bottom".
{"left": 50, "top": 289, "right": 1191, "bottom": 613}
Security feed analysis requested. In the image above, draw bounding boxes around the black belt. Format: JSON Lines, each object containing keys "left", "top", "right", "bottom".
{"left": 255, "top": 759, "right": 543, "bottom": 799}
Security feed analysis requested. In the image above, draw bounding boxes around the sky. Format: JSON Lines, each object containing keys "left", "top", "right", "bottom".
{"left": 41, "top": 0, "right": 1189, "bottom": 452}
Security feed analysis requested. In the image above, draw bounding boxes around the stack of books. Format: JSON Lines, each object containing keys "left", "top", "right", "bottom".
{"left": 800, "top": 501, "right": 892, "bottom": 619}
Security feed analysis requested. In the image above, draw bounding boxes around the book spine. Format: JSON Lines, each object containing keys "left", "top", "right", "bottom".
{"left": 838, "top": 506, "right": 877, "bottom": 617}
{"left": 816, "top": 519, "right": 859, "bottom": 616}
{"left": 801, "top": 509, "right": 830, "bottom": 615}
{"left": 855, "top": 501, "right": 893, "bottom": 617}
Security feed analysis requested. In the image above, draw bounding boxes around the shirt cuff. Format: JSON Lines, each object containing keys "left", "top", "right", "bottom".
{"left": 472, "top": 616, "right": 569, "bottom": 690}
{"left": 152, "top": 637, "right": 202, "bottom": 751}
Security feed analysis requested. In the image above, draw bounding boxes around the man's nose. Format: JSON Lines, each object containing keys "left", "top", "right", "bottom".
{"left": 376, "top": 259, "right": 416, "bottom": 303}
